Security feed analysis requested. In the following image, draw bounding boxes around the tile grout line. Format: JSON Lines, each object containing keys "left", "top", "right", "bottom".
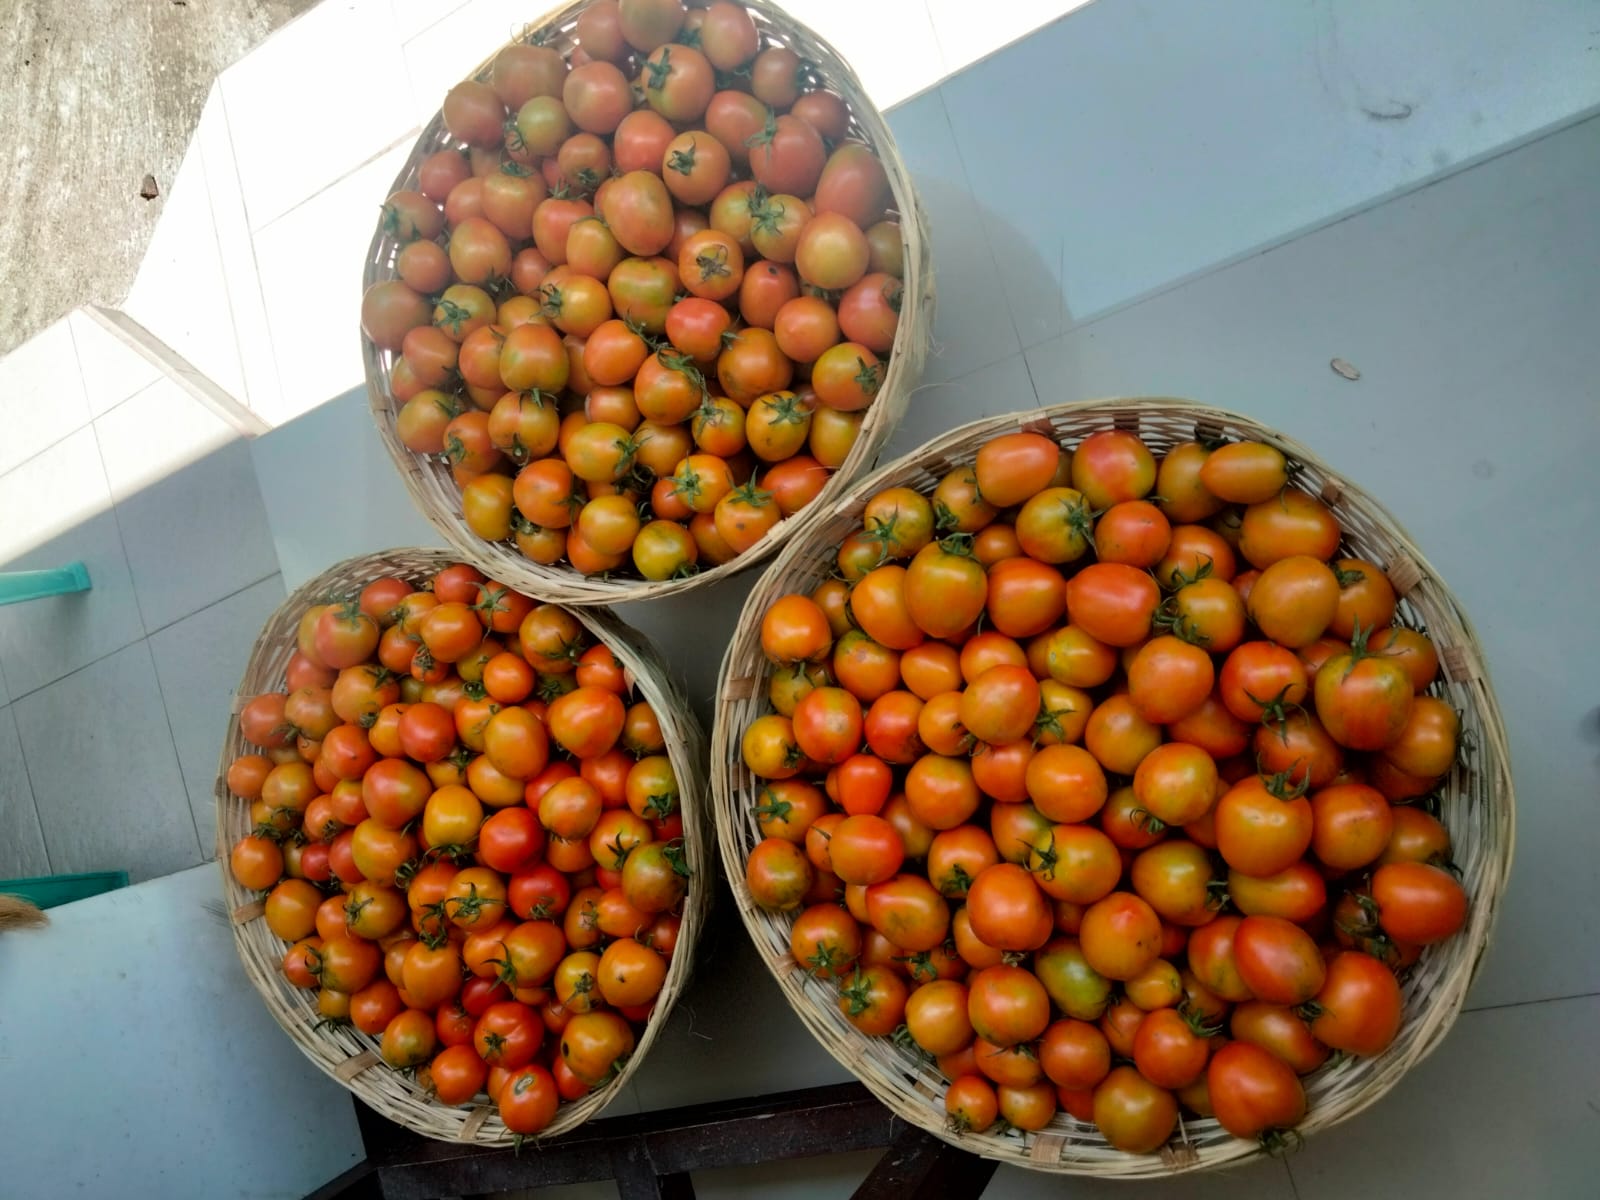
{"left": 141, "top": 626, "right": 209, "bottom": 864}
{"left": 1461, "top": 990, "right": 1600, "bottom": 1016}
{"left": 2, "top": 569, "right": 282, "bottom": 706}
{"left": 926, "top": 86, "right": 1031, "bottom": 368}
{"left": 1010, "top": 105, "right": 1600, "bottom": 358}
{"left": 193, "top": 92, "right": 251, "bottom": 420}
{"left": 2, "top": 702, "right": 57, "bottom": 876}
{"left": 214, "top": 84, "right": 283, "bottom": 417}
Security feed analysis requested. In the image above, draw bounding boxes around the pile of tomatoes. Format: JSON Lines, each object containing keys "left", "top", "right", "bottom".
{"left": 737, "top": 428, "right": 1469, "bottom": 1154}
{"left": 360, "top": 0, "right": 906, "bottom": 582}
{"left": 225, "top": 561, "right": 691, "bottom": 1137}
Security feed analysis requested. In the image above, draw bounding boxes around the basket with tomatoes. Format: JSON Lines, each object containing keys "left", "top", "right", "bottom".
{"left": 711, "top": 398, "right": 1513, "bottom": 1175}
{"left": 360, "top": 0, "right": 932, "bottom": 604}
{"left": 216, "top": 550, "right": 708, "bottom": 1143}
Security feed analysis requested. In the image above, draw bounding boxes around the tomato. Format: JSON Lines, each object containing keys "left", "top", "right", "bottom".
{"left": 1131, "top": 1007, "right": 1213, "bottom": 1090}
{"left": 1254, "top": 709, "right": 1344, "bottom": 791}
{"left": 745, "top": 837, "right": 814, "bottom": 911}
{"left": 639, "top": 42, "right": 713, "bottom": 122}
{"left": 898, "top": 754, "right": 977, "bottom": 833}
{"left": 954, "top": 665, "right": 1035, "bottom": 746}
{"left": 712, "top": 481, "right": 779, "bottom": 553}
{"left": 1064, "top": 563, "right": 1159, "bottom": 648}
{"left": 1219, "top": 641, "right": 1308, "bottom": 723}
{"left": 966, "top": 964, "right": 1050, "bottom": 1048}
{"left": 819, "top": 813, "right": 898, "bottom": 886}
{"left": 784, "top": 903, "right": 860, "bottom": 982}
{"left": 593, "top": 938, "right": 665, "bottom": 1008}
{"left": 1027, "top": 824, "right": 1121, "bottom": 906}
{"left": 836, "top": 273, "right": 901, "bottom": 355}
{"left": 1034, "top": 1018, "right": 1110, "bottom": 1091}
{"left": 973, "top": 432, "right": 1059, "bottom": 509}
{"left": 1243, "top": 554, "right": 1338, "bottom": 649}
{"left": 1371, "top": 861, "right": 1467, "bottom": 944}
{"left": 376, "top": 1009, "right": 436, "bottom": 1070}
{"left": 1093, "top": 1066, "right": 1178, "bottom": 1154}
{"left": 1364, "top": 625, "right": 1439, "bottom": 693}
{"left": 1150, "top": 442, "right": 1221, "bottom": 523}
{"left": 964, "top": 863, "right": 1051, "bottom": 952}
{"left": 944, "top": 1075, "right": 998, "bottom": 1133}
{"left": 1306, "top": 951, "right": 1402, "bottom": 1056}
{"left": 492, "top": 1062, "right": 558, "bottom": 1135}
{"left": 562, "top": 59, "right": 632, "bottom": 134}
{"left": 1185, "top": 914, "right": 1254, "bottom": 1004}
{"left": 1214, "top": 773, "right": 1313, "bottom": 877}
{"left": 1380, "top": 697, "right": 1458, "bottom": 784}
{"left": 1207, "top": 1040, "right": 1306, "bottom": 1141}
{"left": 745, "top": 112, "right": 825, "bottom": 196}
{"left": 1239, "top": 488, "right": 1341, "bottom": 568}
{"left": 1077, "top": 891, "right": 1162, "bottom": 982}
{"left": 318, "top": 936, "right": 381, "bottom": 994}
{"left": 837, "top": 964, "right": 908, "bottom": 1037}
{"left": 862, "top": 874, "right": 947, "bottom": 953}
{"left": 445, "top": 866, "right": 510, "bottom": 932}
{"left": 678, "top": 228, "right": 745, "bottom": 303}
{"left": 1083, "top": 695, "right": 1162, "bottom": 776}
{"left": 1229, "top": 862, "right": 1326, "bottom": 923}
{"left": 1308, "top": 782, "right": 1393, "bottom": 870}
{"left": 1129, "top": 840, "right": 1218, "bottom": 928}
{"left": 1232, "top": 915, "right": 1326, "bottom": 1005}
{"left": 1071, "top": 430, "right": 1156, "bottom": 509}
{"left": 1314, "top": 642, "right": 1415, "bottom": 752}
{"left": 807, "top": 341, "right": 880, "bottom": 413}
{"left": 1230, "top": 1002, "right": 1330, "bottom": 1076}
{"left": 1198, "top": 441, "right": 1288, "bottom": 504}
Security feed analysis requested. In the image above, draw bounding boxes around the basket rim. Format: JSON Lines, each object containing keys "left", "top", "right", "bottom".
{"left": 215, "top": 546, "right": 712, "bottom": 1144}
{"left": 709, "top": 396, "right": 1517, "bottom": 1176}
{"left": 360, "top": 0, "right": 936, "bottom": 605}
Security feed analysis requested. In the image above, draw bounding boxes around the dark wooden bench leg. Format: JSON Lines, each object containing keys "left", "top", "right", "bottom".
{"left": 851, "top": 1126, "right": 998, "bottom": 1200}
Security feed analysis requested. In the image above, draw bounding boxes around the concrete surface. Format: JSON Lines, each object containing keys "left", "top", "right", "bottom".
{"left": 0, "top": 0, "right": 316, "bottom": 356}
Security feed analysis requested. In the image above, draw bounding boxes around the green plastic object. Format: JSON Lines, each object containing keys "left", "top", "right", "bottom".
{"left": 0, "top": 562, "right": 92, "bottom": 607}
{"left": 0, "top": 871, "right": 129, "bottom": 910}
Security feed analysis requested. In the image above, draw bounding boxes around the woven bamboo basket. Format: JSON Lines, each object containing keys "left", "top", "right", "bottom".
{"left": 216, "top": 548, "right": 710, "bottom": 1144}
{"left": 362, "top": 0, "right": 934, "bottom": 605}
{"left": 710, "top": 398, "right": 1515, "bottom": 1176}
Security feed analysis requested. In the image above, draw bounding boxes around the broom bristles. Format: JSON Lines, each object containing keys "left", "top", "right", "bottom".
{"left": 0, "top": 894, "right": 49, "bottom": 931}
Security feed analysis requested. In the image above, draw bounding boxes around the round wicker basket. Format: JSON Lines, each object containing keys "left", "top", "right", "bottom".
{"left": 710, "top": 398, "right": 1515, "bottom": 1176}
{"left": 216, "top": 548, "right": 710, "bottom": 1144}
{"left": 362, "top": 0, "right": 934, "bottom": 605}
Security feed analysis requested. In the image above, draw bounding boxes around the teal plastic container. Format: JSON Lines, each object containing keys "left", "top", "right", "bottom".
{"left": 0, "top": 871, "right": 129, "bottom": 909}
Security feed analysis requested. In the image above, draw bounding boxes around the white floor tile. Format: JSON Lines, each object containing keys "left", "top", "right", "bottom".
{"left": 248, "top": 388, "right": 441, "bottom": 593}
{"left": 391, "top": 0, "right": 471, "bottom": 43}
{"left": 195, "top": 84, "right": 284, "bottom": 423}
{"left": 942, "top": 0, "right": 1600, "bottom": 344}
{"left": 0, "top": 318, "right": 92, "bottom": 477}
{"left": 0, "top": 705, "right": 50, "bottom": 879}
{"left": 94, "top": 377, "right": 239, "bottom": 504}
{"left": 1288, "top": 996, "right": 1600, "bottom": 1199}
{"left": 925, "top": 0, "right": 1090, "bottom": 74}
{"left": 0, "top": 426, "right": 116, "bottom": 564}
{"left": 251, "top": 140, "right": 416, "bottom": 422}
{"left": 67, "top": 309, "right": 164, "bottom": 420}
{"left": 13, "top": 640, "right": 199, "bottom": 882}
{"left": 149, "top": 574, "right": 286, "bottom": 857}
{"left": 778, "top": 0, "right": 948, "bottom": 109}
{"left": 122, "top": 136, "right": 250, "bottom": 406}
{"left": 987, "top": 1152, "right": 1294, "bottom": 1199}
{"left": 219, "top": 0, "right": 416, "bottom": 231}
{"left": 885, "top": 91, "right": 1021, "bottom": 386}
{"left": 401, "top": 0, "right": 531, "bottom": 125}
{"left": 112, "top": 438, "right": 279, "bottom": 635}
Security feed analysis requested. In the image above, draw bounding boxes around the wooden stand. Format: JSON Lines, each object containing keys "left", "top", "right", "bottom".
{"left": 310, "top": 1083, "right": 998, "bottom": 1200}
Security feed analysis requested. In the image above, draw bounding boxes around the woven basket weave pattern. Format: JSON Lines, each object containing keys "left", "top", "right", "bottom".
{"left": 710, "top": 398, "right": 1515, "bottom": 1176}
{"left": 362, "top": 0, "right": 935, "bottom": 604}
{"left": 216, "top": 548, "right": 710, "bottom": 1144}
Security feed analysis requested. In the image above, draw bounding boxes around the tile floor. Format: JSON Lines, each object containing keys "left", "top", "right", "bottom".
{"left": 2, "top": 4, "right": 1599, "bottom": 1196}
{"left": 0, "top": 323, "right": 284, "bottom": 882}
